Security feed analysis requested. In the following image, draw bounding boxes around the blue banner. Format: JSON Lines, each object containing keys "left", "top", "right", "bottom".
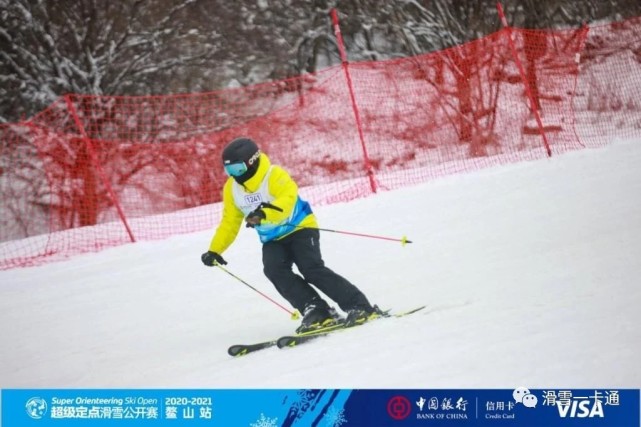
{"left": 2, "top": 388, "right": 639, "bottom": 426}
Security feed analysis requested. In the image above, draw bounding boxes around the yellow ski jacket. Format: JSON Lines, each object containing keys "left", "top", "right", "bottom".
{"left": 208, "top": 153, "right": 318, "bottom": 254}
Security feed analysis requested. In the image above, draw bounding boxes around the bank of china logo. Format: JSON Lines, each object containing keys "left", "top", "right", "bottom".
{"left": 25, "top": 397, "right": 48, "bottom": 419}
{"left": 513, "top": 387, "right": 538, "bottom": 408}
{"left": 387, "top": 396, "right": 412, "bottom": 420}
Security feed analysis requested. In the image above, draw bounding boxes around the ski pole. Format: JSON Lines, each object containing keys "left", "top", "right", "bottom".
{"left": 257, "top": 202, "right": 412, "bottom": 244}
{"left": 285, "top": 224, "right": 413, "bottom": 246}
{"left": 215, "top": 264, "right": 300, "bottom": 320}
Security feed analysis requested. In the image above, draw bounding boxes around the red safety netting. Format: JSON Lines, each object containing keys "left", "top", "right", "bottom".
{"left": 2, "top": 16, "right": 640, "bottom": 269}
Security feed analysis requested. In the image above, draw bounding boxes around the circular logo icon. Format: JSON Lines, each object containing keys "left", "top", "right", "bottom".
{"left": 387, "top": 395, "right": 411, "bottom": 420}
{"left": 25, "top": 397, "right": 48, "bottom": 419}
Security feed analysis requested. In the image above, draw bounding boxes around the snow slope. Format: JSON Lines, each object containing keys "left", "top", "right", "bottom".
{"left": 0, "top": 139, "right": 640, "bottom": 389}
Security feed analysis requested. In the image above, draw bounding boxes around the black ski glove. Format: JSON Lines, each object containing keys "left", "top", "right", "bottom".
{"left": 245, "top": 208, "right": 266, "bottom": 228}
{"left": 201, "top": 251, "right": 227, "bottom": 266}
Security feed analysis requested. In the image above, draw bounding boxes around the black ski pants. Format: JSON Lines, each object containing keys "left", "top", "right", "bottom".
{"left": 262, "top": 228, "right": 371, "bottom": 313}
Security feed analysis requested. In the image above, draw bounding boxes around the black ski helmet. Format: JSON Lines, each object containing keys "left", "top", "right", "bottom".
{"left": 222, "top": 137, "right": 261, "bottom": 182}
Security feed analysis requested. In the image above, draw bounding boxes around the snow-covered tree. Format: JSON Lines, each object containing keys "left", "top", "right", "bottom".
{"left": 2, "top": 0, "right": 636, "bottom": 123}
{"left": 0, "top": 0, "right": 222, "bottom": 123}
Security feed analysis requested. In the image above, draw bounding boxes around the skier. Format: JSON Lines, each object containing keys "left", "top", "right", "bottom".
{"left": 201, "top": 137, "right": 382, "bottom": 332}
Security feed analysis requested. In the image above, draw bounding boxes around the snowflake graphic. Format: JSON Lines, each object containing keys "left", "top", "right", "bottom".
{"left": 324, "top": 406, "right": 347, "bottom": 427}
{"left": 290, "top": 389, "right": 317, "bottom": 416}
{"left": 250, "top": 413, "right": 278, "bottom": 427}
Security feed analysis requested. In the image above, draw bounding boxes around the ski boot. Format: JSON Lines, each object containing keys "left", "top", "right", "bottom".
{"left": 296, "top": 302, "right": 339, "bottom": 334}
{"left": 344, "top": 304, "right": 386, "bottom": 327}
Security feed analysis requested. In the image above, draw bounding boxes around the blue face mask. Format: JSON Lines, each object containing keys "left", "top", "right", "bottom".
{"left": 224, "top": 161, "right": 248, "bottom": 177}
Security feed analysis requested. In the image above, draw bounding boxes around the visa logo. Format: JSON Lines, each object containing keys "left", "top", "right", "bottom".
{"left": 557, "top": 400, "right": 604, "bottom": 418}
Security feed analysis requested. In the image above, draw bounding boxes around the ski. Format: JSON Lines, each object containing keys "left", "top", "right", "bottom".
{"left": 227, "top": 305, "right": 426, "bottom": 357}
{"left": 276, "top": 333, "right": 325, "bottom": 348}
{"left": 227, "top": 322, "right": 347, "bottom": 357}
{"left": 276, "top": 305, "right": 426, "bottom": 349}
{"left": 227, "top": 340, "right": 277, "bottom": 357}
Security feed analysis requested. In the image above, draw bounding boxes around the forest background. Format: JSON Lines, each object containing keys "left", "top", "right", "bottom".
{"left": 3, "top": 0, "right": 641, "bottom": 123}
